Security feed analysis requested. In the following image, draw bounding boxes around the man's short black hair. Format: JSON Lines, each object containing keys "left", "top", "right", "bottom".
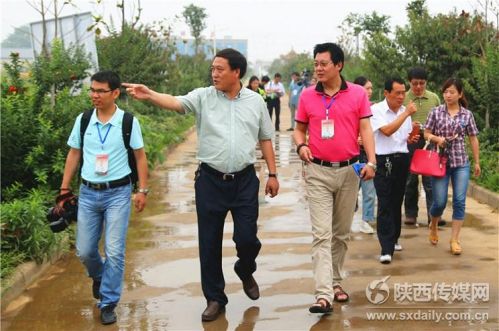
{"left": 215, "top": 48, "right": 247, "bottom": 79}
{"left": 91, "top": 70, "right": 121, "bottom": 90}
{"left": 261, "top": 75, "right": 270, "bottom": 83}
{"left": 313, "top": 43, "right": 344, "bottom": 71}
{"left": 384, "top": 77, "right": 405, "bottom": 92}
{"left": 274, "top": 73, "right": 282, "bottom": 78}
{"left": 407, "top": 67, "right": 427, "bottom": 81}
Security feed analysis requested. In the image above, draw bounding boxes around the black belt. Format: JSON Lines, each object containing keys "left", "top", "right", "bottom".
{"left": 82, "top": 175, "right": 131, "bottom": 190}
{"left": 311, "top": 156, "right": 359, "bottom": 168}
{"left": 200, "top": 163, "right": 254, "bottom": 181}
{"left": 376, "top": 153, "right": 407, "bottom": 159}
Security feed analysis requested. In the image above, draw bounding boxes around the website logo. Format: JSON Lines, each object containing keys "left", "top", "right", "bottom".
{"left": 366, "top": 275, "right": 391, "bottom": 304}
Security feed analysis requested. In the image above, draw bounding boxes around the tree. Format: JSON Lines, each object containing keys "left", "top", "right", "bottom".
{"left": 97, "top": 24, "right": 172, "bottom": 90}
{"left": 338, "top": 11, "right": 391, "bottom": 56}
{"left": 1, "top": 25, "right": 32, "bottom": 48}
{"left": 395, "top": 1, "right": 487, "bottom": 86}
{"left": 363, "top": 32, "right": 406, "bottom": 95}
{"left": 49, "top": 0, "right": 75, "bottom": 39}
{"left": 167, "top": 53, "right": 212, "bottom": 95}
{"left": 26, "top": 0, "right": 74, "bottom": 54}
{"left": 362, "top": 0, "right": 496, "bottom": 97}
{"left": 465, "top": 44, "right": 499, "bottom": 129}
{"left": 182, "top": 4, "right": 207, "bottom": 55}
{"left": 31, "top": 38, "right": 91, "bottom": 111}
{"left": 87, "top": 0, "right": 143, "bottom": 36}
{"left": 27, "top": 0, "right": 49, "bottom": 55}
{"left": 116, "top": 0, "right": 142, "bottom": 31}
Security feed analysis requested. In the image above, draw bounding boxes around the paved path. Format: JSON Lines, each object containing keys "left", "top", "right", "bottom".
{"left": 2, "top": 97, "right": 498, "bottom": 330}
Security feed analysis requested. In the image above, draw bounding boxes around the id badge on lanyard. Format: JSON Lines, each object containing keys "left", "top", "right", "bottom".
{"left": 321, "top": 119, "right": 334, "bottom": 139}
{"left": 95, "top": 123, "right": 111, "bottom": 176}
{"left": 95, "top": 154, "right": 109, "bottom": 175}
{"left": 321, "top": 95, "right": 335, "bottom": 139}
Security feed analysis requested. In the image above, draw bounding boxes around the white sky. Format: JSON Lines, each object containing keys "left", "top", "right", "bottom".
{"left": 0, "top": 0, "right": 480, "bottom": 62}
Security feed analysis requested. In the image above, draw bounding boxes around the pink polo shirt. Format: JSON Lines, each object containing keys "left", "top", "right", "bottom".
{"left": 296, "top": 80, "right": 372, "bottom": 162}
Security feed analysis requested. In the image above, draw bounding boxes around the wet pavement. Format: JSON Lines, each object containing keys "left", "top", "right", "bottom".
{"left": 2, "top": 102, "right": 498, "bottom": 331}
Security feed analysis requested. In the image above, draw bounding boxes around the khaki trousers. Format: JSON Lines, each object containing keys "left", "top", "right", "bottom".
{"left": 305, "top": 162, "right": 359, "bottom": 303}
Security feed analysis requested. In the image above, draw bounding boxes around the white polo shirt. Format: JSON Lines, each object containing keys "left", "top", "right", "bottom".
{"left": 370, "top": 99, "right": 412, "bottom": 155}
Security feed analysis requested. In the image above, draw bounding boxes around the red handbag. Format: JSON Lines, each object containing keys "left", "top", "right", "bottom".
{"left": 409, "top": 142, "right": 447, "bottom": 178}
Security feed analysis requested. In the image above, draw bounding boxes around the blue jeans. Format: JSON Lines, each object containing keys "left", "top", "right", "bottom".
{"left": 289, "top": 104, "right": 297, "bottom": 128}
{"left": 430, "top": 163, "right": 470, "bottom": 221}
{"left": 76, "top": 183, "right": 132, "bottom": 308}
{"left": 360, "top": 179, "right": 376, "bottom": 221}
{"left": 359, "top": 148, "right": 376, "bottom": 221}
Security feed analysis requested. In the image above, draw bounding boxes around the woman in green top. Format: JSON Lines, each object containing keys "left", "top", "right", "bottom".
{"left": 247, "top": 75, "right": 266, "bottom": 99}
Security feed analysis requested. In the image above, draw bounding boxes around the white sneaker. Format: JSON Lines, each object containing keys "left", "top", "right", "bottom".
{"left": 350, "top": 220, "right": 362, "bottom": 233}
{"left": 359, "top": 221, "right": 374, "bottom": 234}
{"left": 379, "top": 254, "right": 392, "bottom": 264}
{"left": 394, "top": 243, "right": 403, "bottom": 251}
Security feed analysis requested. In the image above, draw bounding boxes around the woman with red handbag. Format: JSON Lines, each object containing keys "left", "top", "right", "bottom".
{"left": 423, "top": 78, "right": 481, "bottom": 255}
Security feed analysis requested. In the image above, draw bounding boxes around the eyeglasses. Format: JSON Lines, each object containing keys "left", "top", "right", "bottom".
{"left": 410, "top": 81, "right": 426, "bottom": 86}
{"left": 313, "top": 61, "right": 333, "bottom": 68}
{"left": 89, "top": 88, "right": 114, "bottom": 95}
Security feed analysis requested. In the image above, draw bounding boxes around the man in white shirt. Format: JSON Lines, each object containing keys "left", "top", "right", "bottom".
{"left": 370, "top": 77, "right": 418, "bottom": 264}
{"left": 264, "top": 73, "right": 285, "bottom": 131}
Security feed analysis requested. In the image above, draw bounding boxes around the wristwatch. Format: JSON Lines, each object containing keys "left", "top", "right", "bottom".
{"left": 137, "top": 188, "right": 150, "bottom": 195}
{"left": 296, "top": 143, "right": 308, "bottom": 155}
{"left": 366, "top": 162, "right": 377, "bottom": 172}
{"left": 268, "top": 173, "right": 277, "bottom": 178}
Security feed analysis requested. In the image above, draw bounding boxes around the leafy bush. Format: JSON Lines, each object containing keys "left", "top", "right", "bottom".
{"left": 473, "top": 129, "right": 499, "bottom": 192}
{"left": 1, "top": 189, "right": 64, "bottom": 267}
{"left": 2, "top": 51, "right": 25, "bottom": 94}
{"left": 25, "top": 89, "right": 91, "bottom": 190}
{"left": 0, "top": 251, "right": 26, "bottom": 281}
{"left": 119, "top": 99, "right": 195, "bottom": 166}
{"left": 1, "top": 94, "right": 38, "bottom": 195}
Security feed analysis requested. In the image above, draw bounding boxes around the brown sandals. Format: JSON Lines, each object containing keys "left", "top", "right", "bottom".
{"left": 333, "top": 285, "right": 350, "bottom": 302}
{"left": 309, "top": 298, "right": 333, "bottom": 314}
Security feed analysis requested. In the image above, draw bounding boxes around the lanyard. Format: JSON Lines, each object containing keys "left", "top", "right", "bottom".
{"left": 322, "top": 95, "right": 335, "bottom": 119}
{"left": 96, "top": 123, "right": 112, "bottom": 147}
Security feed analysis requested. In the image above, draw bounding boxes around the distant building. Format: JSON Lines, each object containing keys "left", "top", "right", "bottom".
{"left": 174, "top": 36, "right": 248, "bottom": 58}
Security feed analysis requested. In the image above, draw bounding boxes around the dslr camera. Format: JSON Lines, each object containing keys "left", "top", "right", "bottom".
{"left": 299, "top": 69, "right": 311, "bottom": 87}
{"left": 46, "top": 192, "right": 78, "bottom": 233}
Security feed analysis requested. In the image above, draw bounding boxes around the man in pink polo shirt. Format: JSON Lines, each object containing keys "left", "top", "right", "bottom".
{"left": 293, "top": 42, "right": 376, "bottom": 314}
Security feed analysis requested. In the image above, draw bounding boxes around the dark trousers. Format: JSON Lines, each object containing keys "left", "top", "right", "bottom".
{"left": 374, "top": 153, "right": 410, "bottom": 255}
{"left": 266, "top": 98, "right": 281, "bottom": 131}
{"left": 194, "top": 164, "right": 261, "bottom": 306}
{"left": 405, "top": 139, "right": 433, "bottom": 220}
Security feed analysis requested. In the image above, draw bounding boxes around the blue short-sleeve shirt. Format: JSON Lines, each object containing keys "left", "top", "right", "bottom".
{"left": 67, "top": 106, "right": 144, "bottom": 182}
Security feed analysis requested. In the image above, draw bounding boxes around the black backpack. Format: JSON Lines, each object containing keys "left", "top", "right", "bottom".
{"left": 79, "top": 109, "right": 138, "bottom": 188}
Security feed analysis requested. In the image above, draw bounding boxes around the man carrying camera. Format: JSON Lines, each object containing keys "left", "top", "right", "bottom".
{"left": 59, "top": 71, "right": 149, "bottom": 325}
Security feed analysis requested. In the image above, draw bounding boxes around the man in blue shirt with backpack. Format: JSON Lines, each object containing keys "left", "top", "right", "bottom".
{"left": 59, "top": 70, "right": 149, "bottom": 325}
